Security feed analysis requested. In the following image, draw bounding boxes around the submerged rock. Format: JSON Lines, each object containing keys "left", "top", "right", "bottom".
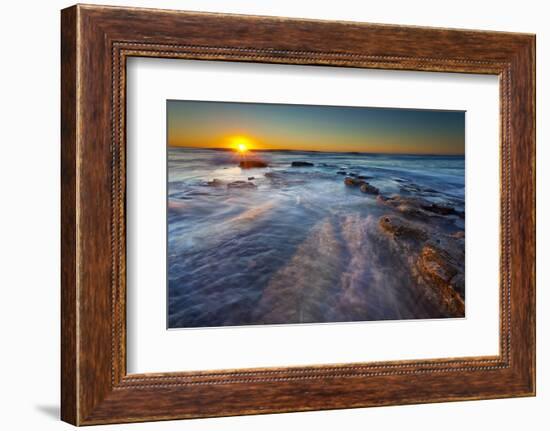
{"left": 264, "top": 171, "right": 306, "bottom": 187}
{"left": 239, "top": 160, "right": 268, "bottom": 169}
{"left": 206, "top": 179, "right": 224, "bottom": 187}
{"left": 291, "top": 161, "right": 314, "bottom": 167}
{"left": 336, "top": 171, "right": 347, "bottom": 176}
{"left": 227, "top": 180, "right": 257, "bottom": 189}
{"left": 400, "top": 183, "right": 422, "bottom": 193}
{"left": 378, "top": 215, "right": 427, "bottom": 241}
{"left": 356, "top": 175, "right": 372, "bottom": 180}
{"left": 359, "top": 183, "right": 379, "bottom": 195}
{"left": 398, "top": 182, "right": 441, "bottom": 196}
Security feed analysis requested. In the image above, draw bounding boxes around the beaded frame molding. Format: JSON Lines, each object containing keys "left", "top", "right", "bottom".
{"left": 61, "top": 4, "right": 535, "bottom": 425}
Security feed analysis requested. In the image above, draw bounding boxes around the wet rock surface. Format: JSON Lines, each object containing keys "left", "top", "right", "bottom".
{"left": 344, "top": 177, "right": 366, "bottom": 187}
{"left": 417, "top": 243, "right": 465, "bottom": 315}
{"left": 360, "top": 183, "right": 379, "bottom": 195}
{"left": 340, "top": 173, "right": 465, "bottom": 317}
{"left": 375, "top": 193, "right": 465, "bottom": 317}
{"left": 379, "top": 215, "right": 428, "bottom": 241}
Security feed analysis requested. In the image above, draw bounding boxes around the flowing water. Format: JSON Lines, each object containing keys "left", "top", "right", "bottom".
{"left": 167, "top": 147, "right": 465, "bottom": 328}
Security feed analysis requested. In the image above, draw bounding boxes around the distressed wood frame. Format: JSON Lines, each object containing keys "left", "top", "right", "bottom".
{"left": 61, "top": 4, "right": 536, "bottom": 426}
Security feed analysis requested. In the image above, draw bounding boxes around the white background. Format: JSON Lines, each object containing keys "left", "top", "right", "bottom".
{"left": 127, "top": 59, "right": 499, "bottom": 373}
{"left": 0, "top": 0, "right": 547, "bottom": 430}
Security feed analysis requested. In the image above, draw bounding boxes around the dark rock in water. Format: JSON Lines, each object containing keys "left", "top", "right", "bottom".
{"left": 416, "top": 243, "right": 465, "bottom": 315}
{"left": 344, "top": 177, "right": 366, "bottom": 187}
{"left": 336, "top": 171, "right": 347, "bottom": 175}
{"left": 206, "top": 179, "right": 224, "bottom": 187}
{"left": 359, "top": 183, "right": 379, "bottom": 195}
{"left": 420, "top": 202, "right": 456, "bottom": 216}
{"left": 348, "top": 172, "right": 358, "bottom": 177}
{"left": 291, "top": 161, "right": 314, "bottom": 167}
{"left": 264, "top": 171, "right": 306, "bottom": 187}
{"left": 378, "top": 215, "right": 427, "bottom": 241}
{"left": 377, "top": 195, "right": 464, "bottom": 220}
{"left": 356, "top": 175, "right": 372, "bottom": 180}
{"left": 248, "top": 176, "right": 255, "bottom": 180}
{"left": 239, "top": 160, "right": 268, "bottom": 169}
{"left": 227, "top": 180, "right": 257, "bottom": 189}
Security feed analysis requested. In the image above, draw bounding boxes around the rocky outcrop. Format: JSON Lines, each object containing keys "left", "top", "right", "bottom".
{"left": 376, "top": 209, "right": 465, "bottom": 317}
{"left": 239, "top": 160, "right": 268, "bottom": 169}
{"left": 344, "top": 177, "right": 365, "bottom": 187}
{"left": 377, "top": 195, "right": 463, "bottom": 220}
{"left": 359, "top": 183, "right": 379, "bottom": 195}
{"left": 343, "top": 176, "right": 379, "bottom": 195}
{"left": 378, "top": 215, "right": 428, "bottom": 241}
{"left": 291, "top": 161, "right": 314, "bottom": 167}
{"left": 416, "top": 243, "right": 465, "bottom": 315}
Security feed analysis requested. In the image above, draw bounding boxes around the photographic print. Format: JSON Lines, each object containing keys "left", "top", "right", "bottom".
{"left": 167, "top": 100, "right": 465, "bottom": 329}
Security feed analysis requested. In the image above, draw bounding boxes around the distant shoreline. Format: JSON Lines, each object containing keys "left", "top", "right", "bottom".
{"left": 168, "top": 146, "right": 465, "bottom": 157}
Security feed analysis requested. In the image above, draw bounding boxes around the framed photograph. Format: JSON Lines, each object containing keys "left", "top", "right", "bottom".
{"left": 61, "top": 4, "right": 535, "bottom": 425}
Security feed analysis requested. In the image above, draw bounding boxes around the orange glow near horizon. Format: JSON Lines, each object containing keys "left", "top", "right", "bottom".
{"left": 230, "top": 135, "right": 253, "bottom": 153}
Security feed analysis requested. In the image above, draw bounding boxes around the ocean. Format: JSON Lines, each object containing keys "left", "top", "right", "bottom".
{"left": 167, "top": 147, "right": 465, "bottom": 328}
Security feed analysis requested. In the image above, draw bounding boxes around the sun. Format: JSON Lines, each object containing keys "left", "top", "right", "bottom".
{"left": 230, "top": 135, "right": 253, "bottom": 153}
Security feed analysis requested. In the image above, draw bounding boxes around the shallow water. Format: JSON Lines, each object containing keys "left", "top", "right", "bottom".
{"left": 167, "top": 147, "right": 465, "bottom": 328}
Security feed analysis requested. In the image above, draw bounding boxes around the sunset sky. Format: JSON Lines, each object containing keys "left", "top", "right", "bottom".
{"left": 167, "top": 100, "right": 465, "bottom": 155}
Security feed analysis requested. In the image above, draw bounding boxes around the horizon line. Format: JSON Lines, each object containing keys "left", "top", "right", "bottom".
{"left": 167, "top": 145, "right": 465, "bottom": 157}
